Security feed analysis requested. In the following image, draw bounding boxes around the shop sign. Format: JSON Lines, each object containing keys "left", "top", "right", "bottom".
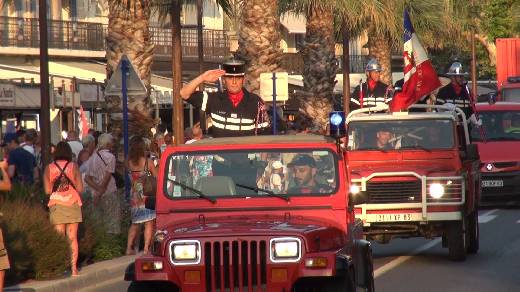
{"left": 0, "top": 83, "right": 15, "bottom": 107}
{"left": 79, "top": 83, "right": 103, "bottom": 102}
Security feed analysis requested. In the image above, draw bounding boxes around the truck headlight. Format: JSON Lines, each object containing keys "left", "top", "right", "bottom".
{"left": 350, "top": 184, "right": 361, "bottom": 195}
{"left": 429, "top": 183, "right": 445, "bottom": 199}
{"left": 270, "top": 237, "right": 301, "bottom": 263}
{"left": 169, "top": 240, "right": 201, "bottom": 265}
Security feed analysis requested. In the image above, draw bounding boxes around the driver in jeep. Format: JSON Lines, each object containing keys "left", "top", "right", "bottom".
{"left": 287, "top": 155, "right": 331, "bottom": 194}
{"left": 375, "top": 127, "right": 394, "bottom": 150}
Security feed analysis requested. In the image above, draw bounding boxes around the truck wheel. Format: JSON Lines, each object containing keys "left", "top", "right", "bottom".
{"left": 447, "top": 220, "right": 466, "bottom": 261}
{"left": 467, "top": 211, "right": 479, "bottom": 254}
{"left": 365, "top": 248, "right": 375, "bottom": 292}
{"left": 127, "top": 281, "right": 179, "bottom": 292}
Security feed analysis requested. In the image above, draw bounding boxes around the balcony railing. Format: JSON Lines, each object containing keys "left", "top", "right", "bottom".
{"left": 0, "top": 16, "right": 229, "bottom": 61}
{"left": 150, "top": 25, "right": 229, "bottom": 61}
{"left": 0, "top": 16, "right": 105, "bottom": 50}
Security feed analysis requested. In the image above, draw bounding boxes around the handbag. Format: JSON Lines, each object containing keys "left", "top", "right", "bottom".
{"left": 96, "top": 151, "right": 125, "bottom": 188}
{"left": 139, "top": 159, "right": 157, "bottom": 197}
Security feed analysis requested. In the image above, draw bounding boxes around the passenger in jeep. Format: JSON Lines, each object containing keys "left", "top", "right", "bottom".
{"left": 287, "top": 155, "right": 331, "bottom": 194}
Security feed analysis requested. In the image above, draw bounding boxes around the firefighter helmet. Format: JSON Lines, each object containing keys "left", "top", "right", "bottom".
{"left": 365, "top": 58, "right": 382, "bottom": 72}
{"left": 446, "top": 62, "right": 469, "bottom": 76}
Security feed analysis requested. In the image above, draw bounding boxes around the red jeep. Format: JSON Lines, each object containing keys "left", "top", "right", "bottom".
{"left": 472, "top": 102, "right": 520, "bottom": 204}
{"left": 125, "top": 135, "right": 374, "bottom": 291}
{"left": 346, "top": 105, "right": 481, "bottom": 261}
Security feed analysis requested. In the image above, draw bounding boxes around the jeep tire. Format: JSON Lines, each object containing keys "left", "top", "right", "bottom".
{"left": 467, "top": 211, "right": 479, "bottom": 254}
{"left": 447, "top": 220, "right": 466, "bottom": 261}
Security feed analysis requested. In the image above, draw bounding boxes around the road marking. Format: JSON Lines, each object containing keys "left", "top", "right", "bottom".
{"left": 478, "top": 209, "right": 499, "bottom": 223}
{"left": 374, "top": 238, "right": 441, "bottom": 278}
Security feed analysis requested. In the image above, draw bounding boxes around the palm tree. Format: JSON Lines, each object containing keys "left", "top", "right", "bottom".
{"left": 105, "top": 0, "right": 155, "bottom": 138}
{"left": 237, "top": 0, "right": 284, "bottom": 94}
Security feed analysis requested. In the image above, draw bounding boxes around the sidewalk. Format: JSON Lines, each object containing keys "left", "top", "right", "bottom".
{"left": 5, "top": 255, "right": 136, "bottom": 292}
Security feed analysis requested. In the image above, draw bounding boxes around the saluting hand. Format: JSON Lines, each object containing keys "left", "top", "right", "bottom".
{"left": 201, "top": 69, "right": 226, "bottom": 82}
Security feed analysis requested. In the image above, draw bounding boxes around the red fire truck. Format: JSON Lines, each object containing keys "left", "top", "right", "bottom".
{"left": 125, "top": 135, "right": 374, "bottom": 291}
{"left": 346, "top": 105, "right": 481, "bottom": 261}
{"left": 472, "top": 102, "right": 520, "bottom": 204}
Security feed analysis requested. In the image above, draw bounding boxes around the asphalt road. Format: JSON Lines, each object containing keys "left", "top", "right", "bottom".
{"left": 85, "top": 208, "right": 520, "bottom": 292}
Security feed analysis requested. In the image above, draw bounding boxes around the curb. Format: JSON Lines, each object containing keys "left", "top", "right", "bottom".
{"left": 6, "top": 255, "right": 136, "bottom": 292}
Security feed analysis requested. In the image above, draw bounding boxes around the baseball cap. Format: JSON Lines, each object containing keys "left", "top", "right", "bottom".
{"left": 288, "top": 154, "right": 316, "bottom": 168}
{"left": 1, "top": 132, "right": 19, "bottom": 147}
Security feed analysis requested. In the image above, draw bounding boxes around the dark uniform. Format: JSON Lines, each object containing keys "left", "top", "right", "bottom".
{"left": 351, "top": 81, "right": 391, "bottom": 110}
{"left": 186, "top": 89, "right": 270, "bottom": 137}
{"left": 436, "top": 83, "right": 473, "bottom": 118}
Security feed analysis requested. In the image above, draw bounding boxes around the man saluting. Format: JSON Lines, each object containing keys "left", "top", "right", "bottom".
{"left": 180, "top": 60, "right": 270, "bottom": 138}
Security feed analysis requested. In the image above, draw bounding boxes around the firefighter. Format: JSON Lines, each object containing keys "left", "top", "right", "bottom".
{"left": 351, "top": 58, "right": 391, "bottom": 109}
{"left": 180, "top": 59, "right": 270, "bottom": 138}
{"left": 436, "top": 62, "right": 473, "bottom": 118}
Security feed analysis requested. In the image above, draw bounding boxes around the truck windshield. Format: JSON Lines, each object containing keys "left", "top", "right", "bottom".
{"left": 471, "top": 111, "right": 520, "bottom": 141}
{"left": 502, "top": 88, "right": 520, "bottom": 102}
{"left": 163, "top": 149, "right": 338, "bottom": 199}
{"left": 347, "top": 119, "right": 455, "bottom": 151}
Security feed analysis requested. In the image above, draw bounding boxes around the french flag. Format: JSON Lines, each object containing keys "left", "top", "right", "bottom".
{"left": 390, "top": 10, "right": 441, "bottom": 112}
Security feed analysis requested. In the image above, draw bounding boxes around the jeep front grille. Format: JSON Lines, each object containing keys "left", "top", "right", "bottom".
{"left": 204, "top": 240, "right": 267, "bottom": 292}
{"left": 366, "top": 180, "right": 422, "bottom": 203}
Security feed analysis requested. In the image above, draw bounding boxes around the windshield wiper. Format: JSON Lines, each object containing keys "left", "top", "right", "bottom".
{"left": 235, "top": 183, "right": 290, "bottom": 202}
{"left": 399, "top": 145, "right": 432, "bottom": 152}
{"left": 485, "top": 137, "right": 520, "bottom": 141}
{"left": 170, "top": 180, "right": 216, "bottom": 203}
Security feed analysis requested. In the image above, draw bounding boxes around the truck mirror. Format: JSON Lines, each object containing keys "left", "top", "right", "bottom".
{"left": 487, "top": 92, "right": 497, "bottom": 104}
{"left": 145, "top": 196, "right": 156, "bottom": 210}
{"left": 466, "top": 144, "right": 480, "bottom": 161}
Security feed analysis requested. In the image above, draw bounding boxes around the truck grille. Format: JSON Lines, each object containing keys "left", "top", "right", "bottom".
{"left": 366, "top": 180, "right": 422, "bottom": 203}
{"left": 204, "top": 240, "right": 267, "bottom": 292}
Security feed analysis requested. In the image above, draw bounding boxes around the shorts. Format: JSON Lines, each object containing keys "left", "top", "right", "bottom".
{"left": 0, "top": 228, "right": 10, "bottom": 270}
{"left": 131, "top": 207, "right": 156, "bottom": 224}
{"left": 49, "top": 203, "right": 83, "bottom": 225}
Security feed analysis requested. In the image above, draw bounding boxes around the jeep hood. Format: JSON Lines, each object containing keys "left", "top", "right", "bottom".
{"left": 348, "top": 151, "right": 459, "bottom": 176}
{"left": 163, "top": 215, "right": 347, "bottom": 252}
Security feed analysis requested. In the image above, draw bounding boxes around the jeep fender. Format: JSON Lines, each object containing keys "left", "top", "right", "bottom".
{"left": 124, "top": 262, "right": 135, "bottom": 282}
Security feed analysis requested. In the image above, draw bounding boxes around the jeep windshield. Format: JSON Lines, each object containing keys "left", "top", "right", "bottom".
{"left": 164, "top": 149, "right": 338, "bottom": 199}
{"left": 347, "top": 119, "right": 455, "bottom": 151}
{"left": 471, "top": 111, "right": 520, "bottom": 141}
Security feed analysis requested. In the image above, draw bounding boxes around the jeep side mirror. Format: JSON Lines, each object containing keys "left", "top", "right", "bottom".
{"left": 145, "top": 196, "right": 156, "bottom": 210}
{"left": 466, "top": 144, "right": 480, "bottom": 161}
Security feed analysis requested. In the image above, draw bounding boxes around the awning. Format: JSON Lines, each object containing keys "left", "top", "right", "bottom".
{"left": 280, "top": 13, "right": 306, "bottom": 34}
{"left": 0, "top": 61, "right": 173, "bottom": 93}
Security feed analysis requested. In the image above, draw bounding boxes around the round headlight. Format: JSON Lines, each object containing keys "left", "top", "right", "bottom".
{"left": 350, "top": 185, "right": 360, "bottom": 195}
{"left": 429, "top": 183, "right": 445, "bottom": 199}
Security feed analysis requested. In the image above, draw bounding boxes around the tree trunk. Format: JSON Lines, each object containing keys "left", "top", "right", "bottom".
{"left": 474, "top": 33, "right": 497, "bottom": 66}
{"left": 106, "top": 0, "right": 155, "bottom": 138}
{"left": 300, "top": 4, "right": 337, "bottom": 132}
{"left": 237, "top": 0, "right": 283, "bottom": 94}
{"left": 367, "top": 32, "right": 392, "bottom": 85}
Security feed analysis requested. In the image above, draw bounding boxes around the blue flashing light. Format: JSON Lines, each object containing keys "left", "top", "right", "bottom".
{"left": 329, "top": 111, "right": 346, "bottom": 138}
{"left": 330, "top": 113, "right": 343, "bottom": 126}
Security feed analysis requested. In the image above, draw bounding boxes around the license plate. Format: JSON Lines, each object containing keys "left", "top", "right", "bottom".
{"left": 367, "top": 213, "right": 422, "bottom": 222}
{"left": 481, "top": 180, "right": 504, "bottom": 187}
